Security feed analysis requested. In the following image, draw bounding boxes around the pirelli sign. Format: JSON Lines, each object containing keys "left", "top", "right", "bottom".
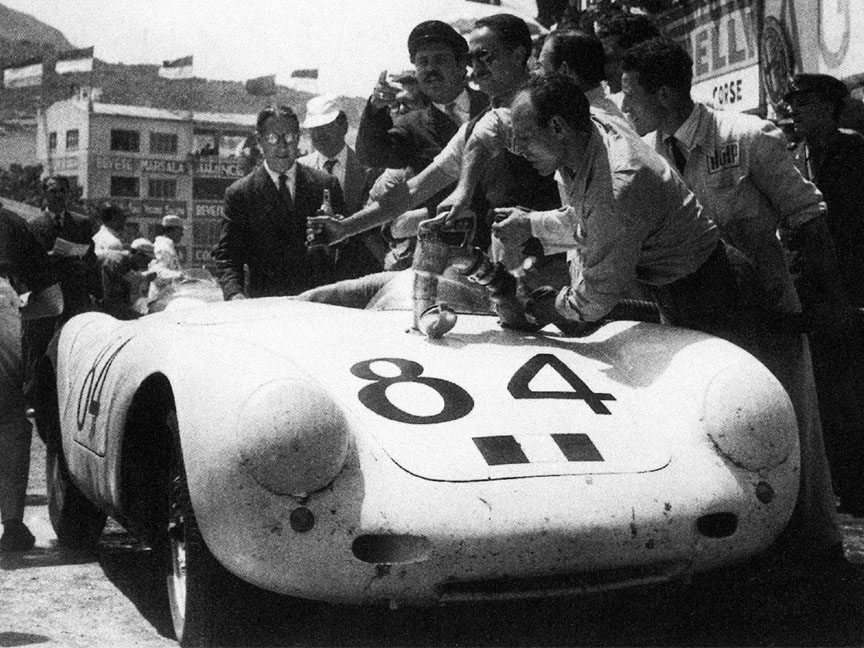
{"left": 664, "top": 0, "right": 760, "bottom": 113}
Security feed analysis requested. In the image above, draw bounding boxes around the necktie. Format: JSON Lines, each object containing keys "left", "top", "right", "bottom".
{"left": 444, "top": 101, "right": 462, "bottom": 125}
{"left": 323, "top": 159, "right": 338, "bottom": 175}
{"left": 277, "top": 173, "right": 293, "bottom": 210}
{"left": 667, "top": 136, "right": 688, "bottom": 175}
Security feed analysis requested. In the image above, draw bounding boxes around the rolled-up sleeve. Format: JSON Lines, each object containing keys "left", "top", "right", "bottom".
{"left": 529, "top": 206, "right": 579, "bottom": 255}
{"left": 430, "top": 123, "right": 469, "bottom": 182}
{"left": 554, "top": 201, "right": 645, "bottom": 322}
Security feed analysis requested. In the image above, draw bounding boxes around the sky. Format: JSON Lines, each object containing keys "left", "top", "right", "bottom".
{"left": 3, "top": 0, "right": 541, "bottom": 97}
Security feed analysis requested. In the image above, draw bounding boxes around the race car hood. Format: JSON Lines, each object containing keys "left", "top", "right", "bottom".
{"left": 156, "top": 297, "right": 718, "bottom": 482}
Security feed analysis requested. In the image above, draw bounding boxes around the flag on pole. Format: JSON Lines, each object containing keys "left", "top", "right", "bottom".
{"left": 159, "top": 55, "right": 193, "bottom": 79}
{"left": 3, "top": 59, "right": 43, "bottom": 88}
{"left": 55, "top": 46, "right": 94, "bottom": 74}
{"left": 245, "top": 74, "right": 276, "bottom": 95}
{"left": 290, "top": 68, "right": 318, "bottom": 79}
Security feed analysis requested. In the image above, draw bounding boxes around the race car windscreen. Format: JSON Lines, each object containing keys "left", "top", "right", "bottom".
{"left": 366, "top": 269, "right": 494, "bottom": 316}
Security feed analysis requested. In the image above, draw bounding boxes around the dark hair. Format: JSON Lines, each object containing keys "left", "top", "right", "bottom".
{"left": 594, "top": 12, "right": 660, "bottom": 50}
{"left": 256, "top": 105, "right": 299, "bottom": 133}
{"left": 474, "top": 14, "right": 532, "bottom": 66}
{"left": 545, "top": 29, "right": 606, "bottom": 86}
{"left": 98, "top": 203, "right": 126, "bottom": 227}
{"left": 621, "top": 37, "right": 692, "bottom": 94}
{"left": 521, "top": 72, "right": 592, "bottom": 133}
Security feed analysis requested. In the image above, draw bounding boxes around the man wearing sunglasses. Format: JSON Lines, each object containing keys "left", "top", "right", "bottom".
{"left": 213, "top": 105, "right": 345, "bottom": 300}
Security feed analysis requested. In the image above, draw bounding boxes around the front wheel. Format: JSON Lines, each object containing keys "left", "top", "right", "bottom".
{"left": 165, "top": 409, "right": 244, "bottom": 647}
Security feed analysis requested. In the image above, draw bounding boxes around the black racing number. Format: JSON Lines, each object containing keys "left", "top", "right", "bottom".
{"left": 507, "top": 353, "right": 615, "bottom": 415}
{"left": 351, "top": 358, "right": 474, "bottom": 424}
{"left": 76, "top": 338, "right": 132, "bottom": 431}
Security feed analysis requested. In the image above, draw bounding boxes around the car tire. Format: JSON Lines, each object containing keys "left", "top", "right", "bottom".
{"left": 165, "top": 409, "right": 242, "bottom": 647}
{"left": 44, "top": 395, "right": 106, "bottom": 550}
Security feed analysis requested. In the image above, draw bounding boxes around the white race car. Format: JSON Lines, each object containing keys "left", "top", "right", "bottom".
{"left": 38, "top": 268, "right": 799, "bottom": 646}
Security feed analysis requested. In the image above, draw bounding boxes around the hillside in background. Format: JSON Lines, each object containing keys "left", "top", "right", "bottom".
{"left": 0, "top": 2, "right": 73, "bottom": 67}
{"left": 0, "top": 3, "right": 373, "bottom": 165}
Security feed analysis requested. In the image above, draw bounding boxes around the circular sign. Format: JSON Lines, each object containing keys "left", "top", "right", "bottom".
{"left": 818, "top": 0, "right": 850, "bottom": 68}
{"left": 760, "top": 16, "right": 792, "bottom": 106}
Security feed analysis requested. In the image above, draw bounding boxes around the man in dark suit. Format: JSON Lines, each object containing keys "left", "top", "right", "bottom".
{"left": 213, "top": 106, "right": 344, "bottom": 300}
{"left": 299, "top": 95, "right": 385, "bottom": 279}
{"left": 356, "top": 20, "right": 489, "bottom": 174}
{"left": 23, "top": 175, "right": 101, "bottom": 409}
{"left": 355, "top": 20, "right": 489, "bottom": 268}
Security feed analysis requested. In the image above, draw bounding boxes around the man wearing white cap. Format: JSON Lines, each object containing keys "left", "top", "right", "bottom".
{"left": 300, "top": 95, "right": 370, "bottom": 215}
{"left": 300, "top": 95, "right": 384, "bottom": 279}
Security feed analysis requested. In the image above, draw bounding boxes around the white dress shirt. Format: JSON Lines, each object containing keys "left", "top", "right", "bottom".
{"left": 433, "top": 89, "right": 471, "bottom": 125}
{"left": 301, "top": 145, "right": 348, "bottom": 189}
{"left": 263, "top": 160, "right": 297, "bottom": 200}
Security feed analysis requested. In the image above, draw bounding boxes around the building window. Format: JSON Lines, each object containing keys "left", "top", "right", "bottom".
{"left": 148, "top": 178, "right": 177, "bottom": 199}
{"left": 193, "top": 177, "right": 234, "bottom": 200}
{"left": 192, "top": 132, "right": 219, "bottom": 156}
{"left": 110, "top": 129, "right": 140, "bottom": 152}
{"left": 48, "top": 132, "right": 57, "bottom": 151}
{"left": 150, "top": 131, "right": 178, "bottom": 154}
{"left": 66, "top": 129, "right": 79, "bottom": 151}
{"left": 110, "top": 176, "right": 139, "bottom": 197}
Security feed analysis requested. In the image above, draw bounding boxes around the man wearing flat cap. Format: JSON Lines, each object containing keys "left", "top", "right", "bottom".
{"left": 356, "top": 20, "right": 488, "bottom": 174}
{"left": 354, "top": 20, "right": 489, "bottom": 270}
{"left": 785, "top": 73, "right": 864, "bottom": 518}
{"left": 299, "top": 95, "right": 384, "bottom": 278}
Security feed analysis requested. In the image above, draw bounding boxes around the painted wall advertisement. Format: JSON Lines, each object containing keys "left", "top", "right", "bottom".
{"left": 665, "top": 0, "right": 760, "bottom": 112}
{"left": 763, "top": 0, "right": 864, "bottom": 88}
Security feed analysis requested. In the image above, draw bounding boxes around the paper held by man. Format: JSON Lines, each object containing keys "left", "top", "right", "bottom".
{"left": 50, "top": 237, "right": 90, "bottom": 257}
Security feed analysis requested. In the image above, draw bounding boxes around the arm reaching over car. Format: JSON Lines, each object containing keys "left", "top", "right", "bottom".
{"left": 307, "top": 161, "right": 455, "bottom": 246}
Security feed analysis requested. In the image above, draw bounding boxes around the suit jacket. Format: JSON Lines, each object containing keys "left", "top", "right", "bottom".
{"left": 298, "top": 145, "right": 374, "bottom": 215}
{"left": 355, "top": 87, "right": 489, "bottom": 173}
{"left": 213, "top": 163, "right": 345, "bottom": 299}
{"left": 28, "top": 209, "right": 101, "bottom": 319}
{"left": 298, "top": 146, "right": 388, "bottom": 278}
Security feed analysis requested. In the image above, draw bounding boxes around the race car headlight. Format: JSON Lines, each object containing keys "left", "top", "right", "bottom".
{"left": 237, "top": 380, "right": 349, "bottom": 496}
{"left": 702, "top": 362, "right": 798, "bottom": 472}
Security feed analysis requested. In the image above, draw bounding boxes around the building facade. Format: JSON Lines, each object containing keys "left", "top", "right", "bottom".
{"left": 36, "top": 95, "right": 257, "bottom": 266}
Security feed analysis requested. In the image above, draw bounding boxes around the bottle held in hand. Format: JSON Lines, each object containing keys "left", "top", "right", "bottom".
{"left": 308, "top": 188, "right": 334, "bottom": 249}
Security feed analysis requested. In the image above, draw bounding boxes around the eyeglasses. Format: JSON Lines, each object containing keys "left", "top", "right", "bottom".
{"left": 262, "top": 131, "right": 299, "bottom": 146}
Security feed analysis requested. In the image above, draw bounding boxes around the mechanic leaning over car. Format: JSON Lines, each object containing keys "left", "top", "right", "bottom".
{"left": 619, "top": 37, "right": 844, "bottom": 566}
{"left": 213, "top": 106, "right": 346, "bottom": 300}
{"left": 0, "top": 206, "right": 63, "bottom": 552}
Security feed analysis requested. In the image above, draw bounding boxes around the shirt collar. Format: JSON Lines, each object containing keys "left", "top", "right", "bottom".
{"left": 670, "top": 103, "right": 704, "bottom": 152}
{"left": 313, "top": 145, "right": 347, "bottom": 170}
{"left": 555, "top": 121, "right": 603, "bottom": 198}
{"left": 433, "top": 89, "right": 471, "bottom": 122}
{"left": 264, "top": 160, "right": 297, "bottom": 194}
